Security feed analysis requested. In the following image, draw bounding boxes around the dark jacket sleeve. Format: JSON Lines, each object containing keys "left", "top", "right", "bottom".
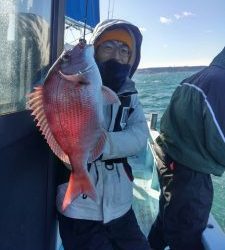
{"left": 203, "top": 67, "right": 225, "bottom": 166}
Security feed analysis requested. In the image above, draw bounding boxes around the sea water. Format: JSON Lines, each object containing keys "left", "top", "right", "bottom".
{"left": 134, "top": 70, "right": 225, "bottom": 232}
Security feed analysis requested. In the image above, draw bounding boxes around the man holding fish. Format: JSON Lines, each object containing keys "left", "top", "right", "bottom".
{"left": 56, "top": 19, "right": 150, "bottom": 250}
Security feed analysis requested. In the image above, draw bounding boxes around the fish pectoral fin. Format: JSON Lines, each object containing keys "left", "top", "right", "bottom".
{"left": 62, "top": 171, "right": 97, "bottom": 211}
{"left": 101, "top": 85, "right": 121, "bottom": 105}
{"left": 88, "top": 130, "right": 107, "bottom": 163}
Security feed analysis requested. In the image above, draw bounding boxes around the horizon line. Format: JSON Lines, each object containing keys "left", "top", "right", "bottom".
{"left": 138, "top": 65, "right": 207, "bottom": 69}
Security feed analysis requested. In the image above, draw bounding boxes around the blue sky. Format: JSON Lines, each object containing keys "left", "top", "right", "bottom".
{"left": 100, "top": 0, "right": 225, "bottom": 68}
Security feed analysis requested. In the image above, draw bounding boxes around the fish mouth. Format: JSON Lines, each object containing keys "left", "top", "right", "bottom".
{"left": 77, "top": 64, "right": 95, "bottom": 75}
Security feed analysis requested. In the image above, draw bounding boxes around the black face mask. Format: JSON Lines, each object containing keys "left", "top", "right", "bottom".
{"left": 97, "top": 59, "right": 131, "bottom": 93}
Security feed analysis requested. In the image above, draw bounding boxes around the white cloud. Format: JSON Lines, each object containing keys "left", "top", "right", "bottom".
{"left": 160, "top": 16, "right": 172, "bottom": 24}
{"left": 182, "top": 11, "right": 195, "bottom": 17}
{"left": 173, "top": 11, "right": 195, "bottom": 21}
{"left": 160, "top": 11, "right": 195, "bottom": 26}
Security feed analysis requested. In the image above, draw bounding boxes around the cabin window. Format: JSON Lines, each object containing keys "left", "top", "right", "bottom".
{"left": 0, "top": 0, "right": 52, "bottom": 115}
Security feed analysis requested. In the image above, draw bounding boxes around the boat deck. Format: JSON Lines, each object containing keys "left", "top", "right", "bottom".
{"left": 129, "top": 142, "right": 159, "bottom": 237}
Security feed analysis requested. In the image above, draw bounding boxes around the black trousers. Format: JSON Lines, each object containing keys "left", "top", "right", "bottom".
{"left": 58, "top": 208, "right": 150, "bottom": 250}
{"left": 148, "top": 149, "right": 213, "bottom": 250}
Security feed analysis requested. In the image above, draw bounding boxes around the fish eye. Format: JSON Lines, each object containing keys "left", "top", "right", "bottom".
{"left": 62, "top": 54, "right": 70, "bottom": 63}
{"left": 78, "top": 80, "right": 89, "bottom": 85}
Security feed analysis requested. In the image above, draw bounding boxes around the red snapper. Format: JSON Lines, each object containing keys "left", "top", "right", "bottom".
{"left": 27, "top": 41, "right": 120, "bottom": 210}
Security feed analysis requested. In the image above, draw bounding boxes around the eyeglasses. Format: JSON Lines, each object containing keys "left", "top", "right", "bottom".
{"left": 99, "top": 40, "right": 130, "bottom": 57}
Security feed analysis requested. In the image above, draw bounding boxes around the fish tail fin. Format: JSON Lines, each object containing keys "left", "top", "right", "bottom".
{"left": 62, "top": 170, "right": 96, "bottom": 211}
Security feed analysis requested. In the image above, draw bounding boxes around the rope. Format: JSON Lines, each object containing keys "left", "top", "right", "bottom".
{"left": 107, "top": 0, "right": 111, "bottom": 19}
{"left": 111, "top": 0, "right": 115, "bottom": 18}
{"left": 107, "top": 0, "right": 115, "bottom": 19}
{"left": 83, "top": 0, "right": 89, "bottom": 41}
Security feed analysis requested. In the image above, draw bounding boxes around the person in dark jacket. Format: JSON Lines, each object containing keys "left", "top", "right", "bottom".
{"left": 57, "top": 19, "right": 150, "bottom": 250}
{"left": 148, "top": 47, "right": 225, "bottom": 250}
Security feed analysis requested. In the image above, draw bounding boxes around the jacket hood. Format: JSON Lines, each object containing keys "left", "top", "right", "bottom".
{"left": 89, "top": 19, "right": 142, "bottom": 78}
{"left": 210, "top": 47, "right": 225, "bottom": 69}
{"left": 117, "top": 77, "right": 138, "bottom": 95}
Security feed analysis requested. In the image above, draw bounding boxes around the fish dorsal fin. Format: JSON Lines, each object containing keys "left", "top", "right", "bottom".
{"left": 101, "top": 86, "right": 121, "bottom": 105}
{"left": 88, "top": 130, "right": 107, "bottom": 163}
{"left": 27, "top": 86, "right": 70, "bottom": 164}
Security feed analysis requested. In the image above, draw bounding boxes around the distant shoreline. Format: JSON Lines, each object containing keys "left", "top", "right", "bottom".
{"left": 137, "top": 66, "right": 206, "bottom": 74}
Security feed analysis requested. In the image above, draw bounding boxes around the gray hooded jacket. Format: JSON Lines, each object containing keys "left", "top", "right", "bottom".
{"left": 57, "top": 19, "right": 149, "bottom": 223}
